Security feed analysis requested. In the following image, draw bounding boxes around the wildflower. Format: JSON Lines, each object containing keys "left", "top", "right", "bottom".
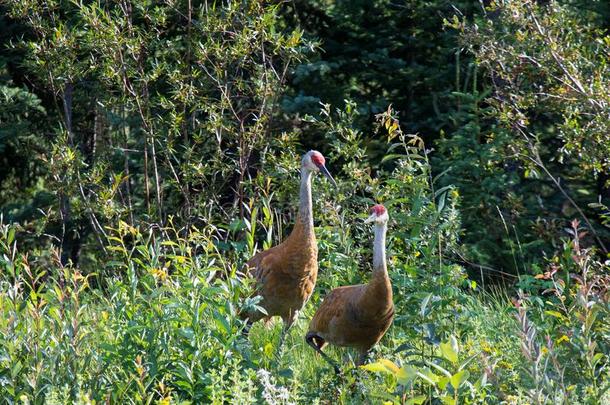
{"left": 257, "top": 369, "right": 295, "bottom": 405}
{"left": 556, "top": 335, "right": 569, "bottom": 344}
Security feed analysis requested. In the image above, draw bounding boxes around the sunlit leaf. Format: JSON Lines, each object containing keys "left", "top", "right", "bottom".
{"left": 440, "top": 336, "right": 459, "bottom": 364}
{"left": 450, "top": 370, "right": 470, "bottom": 390}
{"left": 405, "top": 395, "right": 426, "bottom": 405}
{"left": 416, "top": 368, "right": 439, "bottom": 385}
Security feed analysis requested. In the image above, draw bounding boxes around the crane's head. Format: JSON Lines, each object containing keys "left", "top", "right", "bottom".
{"left": 302, "top": 150, "right": 337, "bottom": 188}
{"left": 364, "top": 204, "right": 389, "bottom": 225}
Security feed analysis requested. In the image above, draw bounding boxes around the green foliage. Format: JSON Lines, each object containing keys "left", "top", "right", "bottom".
{"left": 0, "top": 217, "right": 257, "bottom": 403}
{"left": 514, "top": 219, "right": 610, "bottom": 403}
{"left": 433, "top": 0, "right": 610, "bottom": 276}
{"left": 1, "top": 0, "right": 312, "bottom": 267}
{"left": 1, "top": 0, "right": 610, "bottom": 403}
{"left": 461, "top": 1, "right": 610, "bottom": 174}
{"left": 361, "top": 336, "right": 478, "bottom": 405}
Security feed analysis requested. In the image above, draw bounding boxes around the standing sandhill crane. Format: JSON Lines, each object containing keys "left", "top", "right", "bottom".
{"left": 305, "top": 204, "right": 394, "bottom": 373}
{"left": 242, "top": 150, "right": 336, "bottom": 348}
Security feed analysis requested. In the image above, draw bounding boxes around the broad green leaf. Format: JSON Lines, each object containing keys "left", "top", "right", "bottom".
{"left": 440, "top": 336, "right": 458, "bottom": 364}
{"left": 592, "top": 352, "right": 604, "bottom": 367}
{"left": 264, "top": 343, "right": 274, "bottom": 358}
{"left": 438, "top": 376, "right": 450, "bottom": 390}
{"left": 420, "top": 293, "right": 432, "bottom": 317}
{"left": 381, "top": 153, "right": 405, "bottom": 163}
{"left": 394, "top": 343, "right": 415, "bottom": 353}
{"left": 378, "top": 358, "right": 400, "bottom": 373}
{"left": 396, "top": 366, "right": 417, "bottom": 385}
{"left": 450, "top": 370, "right": 470, "bottom": 390}
{"left": 437, "top": 191, "right": 447, "bottom": 213}
{"left": 360, "top": 362, "right": 389, "bottom": 373}
{"left": 434, "top": 185, "right": 453, "bottom": 198}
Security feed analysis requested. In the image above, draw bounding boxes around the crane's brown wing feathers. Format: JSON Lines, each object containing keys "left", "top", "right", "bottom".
{"left": 242, "top": 241, "right": 317, "bottom": 321}
{"left": 308, "top": 286, "right": 360, "bottom": 333}
{"left": 309, "top": 283, "right": 394, "bottom": 349}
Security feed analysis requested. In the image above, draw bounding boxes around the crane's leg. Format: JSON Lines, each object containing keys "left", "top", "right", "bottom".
{"left": 242, "top": 319, "right": 253, "bottom": 339}
{"left": 305, "top": 332, "right": 341, "bottom": 375}
{"left": 356, "top": 349, "right": 370, "bottom": 366}
{"left": 276, "top": 310, "right": 298, "bottom": 358}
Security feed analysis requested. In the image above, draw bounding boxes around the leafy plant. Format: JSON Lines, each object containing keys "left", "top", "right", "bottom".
{"left": 362, "top": 335, "right": 481, "bottom": 404}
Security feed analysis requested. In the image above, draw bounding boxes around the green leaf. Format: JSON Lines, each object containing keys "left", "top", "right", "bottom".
{"left": 394, "top": 343, "right": 415, "bottom": 354}
{"left": 440, "top": 336, "right": 459, "bottom": 364}
{"left": 420, "top": 293, "right": 432, "bottom": 317}
{"left": 405, "top": 395, "right": 426, "bottom": 405}
{"left": 396, "top": 366, "right": 417, "bottom": 385}
{"left": 459, "top": 352, "right": 481, "bottom": 371}
{"left": 416, "top": 368, "right": 439, "bottom": 385}
{"left": 544, "top": 310, "right": 566, "bottom": 320}
{"left": 361, "top": 359, "right": 400, "bottom": 375}
{"left": 592, "top": 353, "right": 605, "bottom": 367}
{"left": 434, "top": 185, "right": 453, "bottom": 198}
{"left": 426, "top": 360, "right": 451, "bottom": 378}
{"left": 440, "top": 395, "right": 456, "bottom": 405}
{"left": 264, "top": 342, "right": 274, "bottom": 358}
{"left": 437, "top": 191, "right": 447, "bottom": 213}
{"left": 450, "top": 370, "right": 470, "bottom": 390}
{"left": 381, "top": 153, "right": 405, "bottom": 163}
{"left": 7, "top": 228, "right": 15, "bottom": 245}
{"left": 438, "top": 376, "right": 450, "bottom": 390}
{"left": 213, "top": 311, "right": 231, "bottom": 335}
{"left": 11, "top": 361, "right": 22, "bottom": 378}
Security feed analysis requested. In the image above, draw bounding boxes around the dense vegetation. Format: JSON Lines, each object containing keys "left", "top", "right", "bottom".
{"left": 0, "top": 0, "right": 608, "bottom": 403}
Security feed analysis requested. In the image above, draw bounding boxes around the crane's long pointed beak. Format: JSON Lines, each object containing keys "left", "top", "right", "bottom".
{"left": 319, "top": 165, "right": 337, "bottom": 188}
{"left": 364, "top": 213, "right": 376, "bottom": 224}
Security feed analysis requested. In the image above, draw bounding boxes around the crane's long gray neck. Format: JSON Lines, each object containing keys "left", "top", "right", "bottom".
{"left": 373, "top": 222, "right": 387, "bottom": 274}
{"left": 298, "top": 168, "right": 314, "bottom": 230}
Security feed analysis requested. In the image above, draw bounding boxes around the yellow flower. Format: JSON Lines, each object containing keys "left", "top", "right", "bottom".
{"left": 557, "top": 335, "right": 569, "bottom": 344}
{"left": 151, "top": 267, "right": 168, "bottom": 282}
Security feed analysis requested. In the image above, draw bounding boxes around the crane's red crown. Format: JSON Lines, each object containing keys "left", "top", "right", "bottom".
{"left": 371, "top": 204, "right": 386, "bottom": 216}
{"left": 310, "top": 151, "right": 325, "bottom": 167}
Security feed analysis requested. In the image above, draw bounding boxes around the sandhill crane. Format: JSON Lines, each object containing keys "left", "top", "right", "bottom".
{"left": 305, "top": 204, "right": 394, "bottom": 373}
{"left": 242, "top": 150, "right": 336, "bottom": 348}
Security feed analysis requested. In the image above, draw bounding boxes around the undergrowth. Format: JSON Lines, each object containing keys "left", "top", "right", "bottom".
{"left": 1, "top": 108, "right": 609, "bottom": 404}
